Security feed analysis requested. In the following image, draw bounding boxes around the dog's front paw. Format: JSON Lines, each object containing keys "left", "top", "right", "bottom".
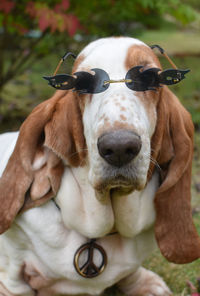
{"left": 117, "top": 267, "right": 172, "bottom": 296}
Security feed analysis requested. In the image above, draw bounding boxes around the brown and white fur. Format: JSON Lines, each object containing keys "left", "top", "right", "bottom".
{"left": 0, "top": 37, "right": 199, "bottom": 296}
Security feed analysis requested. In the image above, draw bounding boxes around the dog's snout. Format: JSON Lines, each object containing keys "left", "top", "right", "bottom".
{"left": 97, "top": 130, "right": 142, "bottom": 167}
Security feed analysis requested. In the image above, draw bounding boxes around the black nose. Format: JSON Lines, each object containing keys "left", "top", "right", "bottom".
{"left": 97, "top": 130, "right": 142, "bottom": 167}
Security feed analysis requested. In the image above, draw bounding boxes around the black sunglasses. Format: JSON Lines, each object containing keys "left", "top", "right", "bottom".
{"left": 43, "top": 45, "right": 190, "bottom": 94}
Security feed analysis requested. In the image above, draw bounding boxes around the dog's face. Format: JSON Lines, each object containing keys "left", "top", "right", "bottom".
{"left": 74, "top": 37, "right": 160, "bottom": 198}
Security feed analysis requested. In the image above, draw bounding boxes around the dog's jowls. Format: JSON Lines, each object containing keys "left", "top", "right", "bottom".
{"left": 0, "top": 37, "right": 199, "bottom": 296}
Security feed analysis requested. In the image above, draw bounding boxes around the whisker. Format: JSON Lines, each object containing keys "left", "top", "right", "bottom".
{"left": 149, "top": 157, "right": 162, "bottom": 171}
{"left": 143, "top": 151, "right": 162, "bottom": 172}
{"left": 68, "top": 148, "right": 88, "bottom": 159}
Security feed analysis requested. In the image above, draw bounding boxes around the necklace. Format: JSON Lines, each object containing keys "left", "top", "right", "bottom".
{"left": 73, "top": 238, "right": 107, "bottom": 278}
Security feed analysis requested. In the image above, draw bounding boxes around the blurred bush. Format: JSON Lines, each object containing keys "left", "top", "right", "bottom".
{"left": 0, "top": 0, "right": 199, "bottom": 90}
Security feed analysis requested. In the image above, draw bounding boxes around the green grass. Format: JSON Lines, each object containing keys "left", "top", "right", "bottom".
{"left": 143, "top": 252, "right": 200, "bottom": 296}
{"left": 0, "top": 30, "right": 200, "bottom": 295}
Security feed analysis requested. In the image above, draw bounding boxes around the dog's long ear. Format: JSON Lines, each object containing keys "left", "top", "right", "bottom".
{"left": 0, "top": 90, "right": 86, "bottom": 234}
{"left": 150, "top": 86, "right": 200, "bottom": 264}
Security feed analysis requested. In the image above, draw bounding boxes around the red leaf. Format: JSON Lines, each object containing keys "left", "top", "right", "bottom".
{"left": 38, "top": 13, "right": 50, "bottom": 32}
{"left": 61, "top": 0, "right": 70, "bottom": 10}
{"left": 49, "top": 14, "right": 58, "bottom": 33}
{"left": 26, "top": 1, "right": 37, "bottom": 18}
{"left": 0, "top": 0, "right": 15, "bottom": 14}
{"left": 65, "top": 14, "right": 81, "bottom": 36}
{"left": 26, "top": 2, "right": 80, "bottom": 36}
{"left": 54, "top": 3, "right": 62, "bottom": 13}
{"left": 38, "top": 8, "right": 61, "bottom": 33}
{"left": 54, "top": 0, "right": 70, "bottom": 13}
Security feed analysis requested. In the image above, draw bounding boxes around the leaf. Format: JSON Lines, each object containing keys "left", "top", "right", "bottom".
{"left": 61, "top": 0, "right": 70, "bottom": 10}
{"left": 170, "top": 3, "right": 197, "bottom": 24}
{"left": 0, "top": 0, "right": 15, "bottom": 14}
{"left": 65, "top": 14, "right": 81, "bottom": 36}
{"left": 38, "top": 13, "right": 50, "bottom": 32}
{"left": 54, "top": 0, "right": 70, "bottom": 13}
{"left": 26, "top": 1, "right": 37, "bottom": 18}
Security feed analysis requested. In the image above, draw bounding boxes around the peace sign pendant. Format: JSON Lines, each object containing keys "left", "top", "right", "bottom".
{"left": 73, "top": 239, "right": 107, "bottom": 278}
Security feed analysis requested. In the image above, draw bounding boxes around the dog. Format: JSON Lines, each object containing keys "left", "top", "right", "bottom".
{"left": 0, "top": 37, "right": 199, "bottom": 296}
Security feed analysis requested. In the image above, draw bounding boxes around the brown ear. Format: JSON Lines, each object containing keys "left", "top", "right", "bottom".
{"left": 0, "top": 90, "right": 86, "bottom": 234}
{"left": 150, "top": 86, "right": 200, "bottom": 263}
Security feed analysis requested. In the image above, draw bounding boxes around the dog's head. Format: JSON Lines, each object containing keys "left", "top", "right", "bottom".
{"left": 0, "top": 37, "right": 199, "bottom": 264}
{"left": 74, "top": 38, "right": 160, "bottom": 197}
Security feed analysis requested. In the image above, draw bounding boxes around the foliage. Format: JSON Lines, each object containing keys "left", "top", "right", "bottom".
{"left": 0, "top": 0, "right": 200, "bottom": 94}
{"left": 69, "top": 0, "right": 199, "bottom": 35}
{"left": 0, "top": 0, "right": 80, "bottom": 35}
{"left": 0, "top": 0, "right": 80, "bottom": 92}
{"left": 183, "top": 0, "right": 200, "bottom": 10}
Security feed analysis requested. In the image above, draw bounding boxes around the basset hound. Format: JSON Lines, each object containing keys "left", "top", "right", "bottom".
{"left": 0, "top": 37, "right": 200, "bottom": 296}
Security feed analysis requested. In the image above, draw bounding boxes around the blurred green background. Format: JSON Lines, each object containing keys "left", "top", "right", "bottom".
{"left": 0, "top": 0, "right": 200, "bottom": 295}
